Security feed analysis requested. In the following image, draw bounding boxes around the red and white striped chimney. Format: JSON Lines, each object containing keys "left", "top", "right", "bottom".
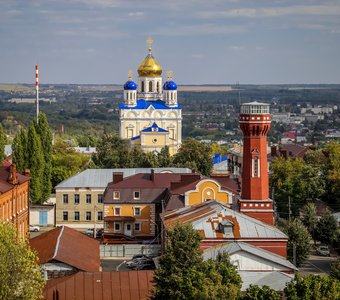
{"left": 35, "top": 65, "right": 39, "bottom": 123}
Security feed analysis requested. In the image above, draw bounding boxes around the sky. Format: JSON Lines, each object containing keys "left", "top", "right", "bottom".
{"left": 1, "top": 0, "right": 340, "bottom": 85}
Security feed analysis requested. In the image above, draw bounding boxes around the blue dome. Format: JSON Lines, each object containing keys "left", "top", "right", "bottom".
{"left": 124, "top": 80, "right": 137, "bottom": 90}
{"left": 163, "top": 80, "right": 177, "bottom": 90}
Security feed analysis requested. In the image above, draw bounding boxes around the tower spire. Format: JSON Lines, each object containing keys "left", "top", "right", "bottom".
{"left": 128, "top": 69, "right": 133, "bottom": 81}
{"left": 167, "top": 70, "right": 173, "bottom": 81}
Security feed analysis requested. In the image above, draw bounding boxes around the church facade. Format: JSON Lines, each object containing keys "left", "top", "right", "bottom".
{"left": 119, "top": 39, "right": 182, "bottom": 155}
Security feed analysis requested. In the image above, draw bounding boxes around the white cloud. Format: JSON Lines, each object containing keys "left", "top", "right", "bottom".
{"left": 197, "top": 5, "right": 340, "bottom": 19}
{"left": 128, "top": 12, "right": 144, "bottom": 17}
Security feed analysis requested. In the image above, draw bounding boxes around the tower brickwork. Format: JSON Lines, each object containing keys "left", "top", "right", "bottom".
{"left": 239, "top": 102, "right": 274, "bottom": 225}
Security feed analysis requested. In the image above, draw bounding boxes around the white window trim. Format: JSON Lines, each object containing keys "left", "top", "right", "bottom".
{"left": 113, "top": 191, "right": 120, "bottom": 200}
{"left": 134, "top": 207, "right": 141, "bottom": 216}
{"left": 114, "top": 206, "right": 121, "bottom": 216}
{"left": 134, "top": 222, "right": 141, "bottom": 231}
{"left": 114, "top": 222, "right": 121, "bottom": 232}
{"left": 86, "top": 211, "right": 91, "bottom": 221}
{"left": 134, "top": 191, "right": 140, "bottom": 200}
{"left": 252, "top": 158, "right": 260, "bottom": 178}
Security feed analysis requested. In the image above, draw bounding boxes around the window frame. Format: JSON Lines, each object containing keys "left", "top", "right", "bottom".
{"left": 86, "top": 211, "right": 91, "bottom": 221}
{"left": 86, "top": 194, "right": 91, "bottom": 204}
{"left": 114, "top": 207, "right": 121, "bottom": 216}
{"left": 63, "top": 194, "right": 68, "bottom": 204}
{"left": 114, "top": 222, "right": 121, "bottom": 232}
{"left": 134, "top": 222, "right": 141, "bottom": 231}
{"left": 134, "top": 207, "right": 141, "bottom": 216}
{"left": 97, "top": 211, "right": 103, "bottom": 221}
{"left": 74, "top": 194, "right": 80, "bottom": 204}
{"left": 74, "top": 211, "right": 80, "bottom": 221}
{"left": 97, "top": 194, "right": 103, "bottom": 203}
{"left": 63, "top": 211, "right": 68, "bottom": 221}
{"left": 133, "top": 191, "right": 140, "bottom": 200}
{"left": 113, "top": 191, "right": 120, "bottom": 200}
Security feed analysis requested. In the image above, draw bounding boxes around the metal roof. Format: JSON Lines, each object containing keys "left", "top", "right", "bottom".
{"left": 202, "top": 241, "right": 297, "bottom": 271}
{"left": 164, "top": 201, "right": 287, "bottom": 239}
{"left": 55, "top": 168, "right": 192, "bottom": 189}
{"left": 239, "top": 271, "right": 293, "bottom": 291}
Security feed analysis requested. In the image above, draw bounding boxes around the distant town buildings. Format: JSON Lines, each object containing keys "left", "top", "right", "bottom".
{"left": 119, "top": 39, "right": 182, "bottom": 155}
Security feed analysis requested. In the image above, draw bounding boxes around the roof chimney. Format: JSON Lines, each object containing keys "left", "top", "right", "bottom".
{"left": 112, "top": 172, "right": 124, "bottom": 184}
{"left": 150, "top": 169, "right": 155, "bottom": 181}
{"left": 25, "top": 169, "right": 31, "bottom": 177}
{"left": 7, "top": 164, "right": 18, "bottom": 185}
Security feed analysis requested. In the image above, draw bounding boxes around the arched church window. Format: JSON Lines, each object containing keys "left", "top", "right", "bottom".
{"left": 149, "top": 81, "right": 153, "bottom": 92}
{"left": 141, "top": 81, "right": 144, "bottom": 92}
{"left": 157, "top": 82, "right": 160, "bottom": 92}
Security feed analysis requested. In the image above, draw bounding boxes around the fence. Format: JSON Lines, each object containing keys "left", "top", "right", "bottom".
{"left": 100, "top": 244, "right": 161, "bottom": 258}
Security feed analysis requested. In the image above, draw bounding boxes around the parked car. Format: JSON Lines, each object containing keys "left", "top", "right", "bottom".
{"left": 85, "top": 228, "right": 103, "bottom": 238}
{"left": 126, "top": 257, "right": 153, "bottom": 268}
{"left": 29, "top": 225, "right": 40, "bottom": 232}
{"left": 316, "top": 245, "right": 330, "bottom": 256}
{"left": 134, "top": 260, "right": 155, "bottom": 270}
{"left": 132, "top": 254, "right": 151, "bottom": 260}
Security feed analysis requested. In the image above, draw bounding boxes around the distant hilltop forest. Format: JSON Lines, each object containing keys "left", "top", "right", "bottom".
{"left": 0, "top": 83, "right": 340, "bottom": 140}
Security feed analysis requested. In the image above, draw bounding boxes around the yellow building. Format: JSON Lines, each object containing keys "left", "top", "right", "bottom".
{"left": 119, "top": 38, "right": 182, "bottom": 155}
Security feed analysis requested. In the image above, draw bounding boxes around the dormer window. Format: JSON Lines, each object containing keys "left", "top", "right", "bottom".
{"left": 113, "top": 191, "right": 120, "bottom": 200}
{"left": 134, "top": 191, "right": 140, "bottom": 199}
{"left": 219, "top": 219, "right": 234, "bottom": 236}
{"left": 152, "top": 127, "right": 158, "bottom": 132}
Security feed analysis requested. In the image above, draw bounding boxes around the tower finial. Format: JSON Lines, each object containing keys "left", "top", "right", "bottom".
{"left": 167, "top": 70, "right": 173, "bottom": 81}
{"left": 128, "top": 69, "right": 133, "bottom": 81}
{"left": 146, "top": 37, "right": 153, "bottom": 53}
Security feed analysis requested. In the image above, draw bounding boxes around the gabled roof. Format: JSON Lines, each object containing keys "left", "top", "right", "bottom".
{"left": 0, "top": 166, "right": 29, "bottom": 194}
{"left": 55, "top": 168, "right": 191, "bottom": 189}
{"left": 279, "top": 143, "right": 307, "bottom": 158}
{"left": 203, "top": 242, "right": 297, "bottom": 271}
{"left": 239, "top": 271, "right": 293, "bottom": 291}
{"left": 141, "top": 122, "right": 168, "bottom": 133}
{"left": 163, "top": 200, "right": 287, "bottom": 239}
{"left": 43, "top": 271, "right": 154, "bottom": 300}
{"left": 120, "top": 99, "right": 180, "bottom": 110}
{"left": 30, "top": 226, "right": 100, "bottom": 273}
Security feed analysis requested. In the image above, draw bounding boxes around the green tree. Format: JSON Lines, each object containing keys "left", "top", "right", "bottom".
{"left": 0, "top": 123, "right": 6, "bottom": 161}
{"left": 128, "top": 145, "right": 147, "bottom": 168}
{"left": 12, "top": 128, "right": 29, "bottom": 172}
{"left": 158, "top": 146, "right": 172, "bottom": 167}
{"left": 173, "top": 138, "right": 213, "bottom": 176}
{"left": 315, "top": 213, "right": 338, "bottom": 245}
{"left": 241, "top": 285, "right": 281, "bottom": 300}
{"left": 27, "top": 124, "right": 44, "bottom": 204}
{"left": 270, "top": 157, "right": 325, "bottom": 218}
{"left": 330, "top": 258, "right": 340, "bottom": 280}
{"left": 92, "top": 134, "right": 130, "bottom": 168}
{"left": 284, "top": 274, "right": 340, "bottom": 300}
{"left": 0, "top": 222, "right": 45, "bottom": 300}
{"left": 34, "top": 113, "right": 53, "bottom": 201}
{"left": 151, "top": 222, "right": 241, "bottom": 300}
{"left": 300, "top": 203, "right": 318, "bottom": 238}
{"left": 283, "top": 219, "right": 312, "bottom": 267}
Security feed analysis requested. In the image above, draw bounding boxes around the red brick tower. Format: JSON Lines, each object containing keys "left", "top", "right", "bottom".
{"left": 239, "top": 102, "right": 274, "bottom": 225}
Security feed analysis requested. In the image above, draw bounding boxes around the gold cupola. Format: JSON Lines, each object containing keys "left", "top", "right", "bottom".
{"left": 138, "top": 38, "right": 162, "bottom": 77}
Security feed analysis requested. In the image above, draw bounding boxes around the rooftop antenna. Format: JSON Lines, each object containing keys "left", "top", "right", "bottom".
{"left": 35, "top": 65, "right": 39, "bottom": 124}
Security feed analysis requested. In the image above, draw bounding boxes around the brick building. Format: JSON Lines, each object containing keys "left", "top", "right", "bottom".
{"left": 0, "top": 165, "right": 30, "bottom": 238}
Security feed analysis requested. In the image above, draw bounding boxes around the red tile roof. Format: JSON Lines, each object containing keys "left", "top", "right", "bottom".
{"left": 30, "top": 226, "right": 100, "bottom": 273}
{"left": 43, "top": 271, "right": 154, "bottom": 300}
{"left": 0, "top": 166, "right": 29, "bottom": 194}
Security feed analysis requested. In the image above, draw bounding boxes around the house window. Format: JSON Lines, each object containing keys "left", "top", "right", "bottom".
{"left": 86, "top": 211, "right": 91, "bottom": 221}
{"left": 98, "top": 211, "right": 103, "bottom": 221}
{"left": 134, "top": 207, "right": 141, "bottom": 216}
{"left": 134, "top": 191, "right": 140, "bottom": 199}
{"left": 63, "top": 211, "right": 68, "bottom": 221}
{"left": 134, "top": 222, "right": 141, "bottom": 231}
{"left": 74, "top": 194, "right": 80, "bottom": 204}
{"left": 114, "top": 222, "right": 121, "bottom": 232}
{"left": 98, "top": 194, "right": 103, "bottom": 203}
{"left": 113, "top": 191, "right": 120, "bottom": 200}
{"left": 114, "top": 207, "right": 121, "bottom": 216}
{"left": 86, "top": 194, "right": 91, "bottom": 204}
{"left": 63, "top": 194, "right": 68, "bottom": 204}
{"left": 74, "top": 211, "right": 80, "bottom": 221}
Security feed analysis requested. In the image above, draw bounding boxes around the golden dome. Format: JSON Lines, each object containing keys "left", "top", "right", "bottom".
{"left": 138, "top": 48, "right": 162, "bottom": 77}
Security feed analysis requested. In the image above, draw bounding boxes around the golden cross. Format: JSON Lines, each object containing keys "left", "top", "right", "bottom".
{"left": 128, "top": 70, "right": 133, "bottom": 80}
{"left": 167, "top": 70, "right": 173, "bottom": 80}
{"left": 146, "top": 37, "right": 153, "bottom": 52}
